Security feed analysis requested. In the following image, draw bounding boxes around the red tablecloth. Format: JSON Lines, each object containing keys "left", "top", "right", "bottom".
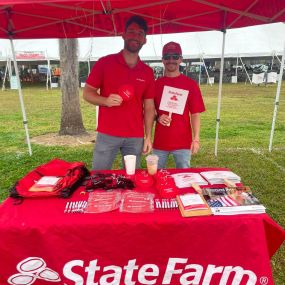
{"left": 0, "top": 168, "right": 284, "bottom": 285}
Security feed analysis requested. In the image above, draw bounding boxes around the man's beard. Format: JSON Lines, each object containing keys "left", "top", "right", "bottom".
{"left": 124, "top": 40, "right": 143, "bottom": 53}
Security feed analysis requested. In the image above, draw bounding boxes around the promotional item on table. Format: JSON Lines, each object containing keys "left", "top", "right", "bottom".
{"left": 7, "top": 158, "right": 268, "bottom": 217}
{"left": 171, "top": 172, "right": 208, "bottom": 188}
{"left": 200, "top": 170, "right": 241, "bottom": 185}
{"left": 9, "top": 159, "right": 89, "bottom": 200}
{"left": 202, "top": 186, "right": 266, "bottom": 215}
{"left": 176, "top": 192, "right": 212, "bottom": 217}
{"left": 154, "top": 198, "right": 178, "bottom": 210}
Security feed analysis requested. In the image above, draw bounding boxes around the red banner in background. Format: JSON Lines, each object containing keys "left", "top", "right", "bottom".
{"left": 15, "top": 51, "right": 46, "bottom": 60}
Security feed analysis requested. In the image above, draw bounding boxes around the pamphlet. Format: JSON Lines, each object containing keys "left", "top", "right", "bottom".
{"left": 159, "top": 85, "right": 189, "bottom": 115}
{"left": 172, "top": 172, "right": 208, "bottom": 188}
{"left": 200, "top": 170, "right": 241, "bottom": 185}
{"left": 29, "top": 176, "right": 60, "bottom": 192}
{"left": 176, "top": 193, "right": 212, "bottom": 217}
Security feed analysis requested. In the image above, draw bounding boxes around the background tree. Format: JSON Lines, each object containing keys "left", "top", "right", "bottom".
{"left": 59, "top": 38, "right": 87, "bottom": 135}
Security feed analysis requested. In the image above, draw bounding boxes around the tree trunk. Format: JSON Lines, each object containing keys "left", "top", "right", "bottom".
{"left": 58, "top": 38, "right": 86, "bottom": 136}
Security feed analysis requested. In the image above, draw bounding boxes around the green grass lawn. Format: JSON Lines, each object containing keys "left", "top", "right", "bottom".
{"left": 0, "top": 82, "right": 284, "bottom": 283}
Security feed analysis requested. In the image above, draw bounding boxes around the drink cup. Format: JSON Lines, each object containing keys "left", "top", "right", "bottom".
{"left": 124, "top": 155, "right": 136, "bottom": 175}
{"left": 146, "top": 154, "right": 159, "bottom": 175}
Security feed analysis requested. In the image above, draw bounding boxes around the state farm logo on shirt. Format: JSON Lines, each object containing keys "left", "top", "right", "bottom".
{"left": 8, "top": 257, "right": 263, "bottom": 285}
{"left": 8, "top": 257, "right": 60, "bottom": 285}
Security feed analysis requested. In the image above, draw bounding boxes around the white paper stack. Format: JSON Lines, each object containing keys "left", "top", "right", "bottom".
{"left": 200, "top": 170, "right": 241, "bottom": 185}
{"left": 172, "top": 172, "right": 208, "bottom": 188}
{"left": 210, "top": 205, "right": 266, "bottom": 215}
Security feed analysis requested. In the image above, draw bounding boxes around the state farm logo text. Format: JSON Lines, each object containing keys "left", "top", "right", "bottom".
{"left": 9, "top": 257, "right": 260, "bottom": 285}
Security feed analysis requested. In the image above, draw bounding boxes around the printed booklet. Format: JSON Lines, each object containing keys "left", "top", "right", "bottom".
{"left": 200, "top": 170, "right": 241, "bottom": 185}
{"left": 176, "top": 193, "right": 212, "bottom": 217}
{"left": 172, "top": 172, "right": 208, "bottom": 188}
{"left": 202, "top": 186, "right": 266, "bottom": 215}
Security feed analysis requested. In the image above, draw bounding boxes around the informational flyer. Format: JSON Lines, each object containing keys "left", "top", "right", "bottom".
{"left": 159, "top": 85, "right": 189, "bottom": 115}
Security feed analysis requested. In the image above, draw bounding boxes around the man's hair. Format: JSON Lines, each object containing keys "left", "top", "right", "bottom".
{"left": 125, "top": 15, "right": 148, "bottom": 34}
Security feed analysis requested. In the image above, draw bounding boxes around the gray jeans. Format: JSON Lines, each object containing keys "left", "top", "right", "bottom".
{"left": 92, "top": 132, "right": 144, "bottom": 170}
{"left": 152, "top": 148, "right": 191, "bottom": 169}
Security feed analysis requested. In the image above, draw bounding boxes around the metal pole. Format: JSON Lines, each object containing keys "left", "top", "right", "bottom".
{"left": 235, "top": 56, "right": 238, "bottom": 77}
{"left": 269, "top": 40, "right": 285, "bottom": 152}
{"left": 88, "top": 58, "right": 91, "bottom": 75}
{"left": 201, "top": 56, "right": 212, "bottom": 86}
{"left": 240, "top": 57, "right": 252, "bottom": 84}
{"left": 2, "top": 57, "right": 8, "bottom": 91}
{"left": 214, "top": 30, "right": 226, "bottom": 157}
{"left": 46, "top": 58, "right": 51, "bottom": 90}
{"left": 10, "top": 39, "right": 32, "bottom": 156}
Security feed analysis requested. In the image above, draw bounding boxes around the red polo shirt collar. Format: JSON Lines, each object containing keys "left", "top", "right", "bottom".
{"left": 116, "top": 50, "right": 144, "bottom": 70}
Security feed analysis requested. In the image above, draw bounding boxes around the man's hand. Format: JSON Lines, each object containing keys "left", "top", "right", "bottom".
{"left": 191, "top": 141, "right": 200, "bottom": 155}
{"left": 142, "top": 137, "right": 152, "bottom": 154}
{"left": 105, "top": 94, "right": 123, "bottom": 107}
{"left": 158, "top": 114, "right": 172, "bottom": 126}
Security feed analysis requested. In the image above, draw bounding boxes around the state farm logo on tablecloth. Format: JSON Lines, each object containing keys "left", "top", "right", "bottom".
{"left": 7, "top": 256, "right": 267, "bottom": 285}
{"left": 8, "top": 257, "right": 60, "bottom": 285}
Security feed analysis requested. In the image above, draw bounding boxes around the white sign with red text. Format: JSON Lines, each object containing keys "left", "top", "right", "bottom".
{"left": 159, "top": 85, "right": 189, "bottom": 115}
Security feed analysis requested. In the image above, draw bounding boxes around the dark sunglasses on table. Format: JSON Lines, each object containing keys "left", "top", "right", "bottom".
{"left": 162, "top": 54, "right": 182, "bottom": 60}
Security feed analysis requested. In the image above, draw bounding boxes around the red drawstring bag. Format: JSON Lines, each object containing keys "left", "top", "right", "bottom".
{"left": 9, "top": 158, "right": 90, "bottom": 202}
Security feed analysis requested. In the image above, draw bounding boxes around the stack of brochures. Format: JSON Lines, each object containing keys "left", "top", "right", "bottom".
{"left": 172, "top": 172, "right": 208, "bottom": 188}
{"left": 202, "top": 187, "right": 266, "bottom": 215}
{"left": 200, "top": 170, "right": 241, "bottom": 185}
{"left": 176, "top": 193, "right": 212, "bottom": 217}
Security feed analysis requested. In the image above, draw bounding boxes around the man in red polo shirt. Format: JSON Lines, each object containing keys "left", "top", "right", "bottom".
{"left": 153, "top": 42, "right": 205, "bottom": 169}
{"left": 83, "top": 16, "right": 155, "bottom": 170}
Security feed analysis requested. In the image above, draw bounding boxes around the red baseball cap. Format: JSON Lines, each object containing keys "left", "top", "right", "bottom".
{"left": 162, "top": 41, "right": 182, "bottom": 56}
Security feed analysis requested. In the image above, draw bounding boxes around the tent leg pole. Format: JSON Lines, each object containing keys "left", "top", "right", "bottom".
{"left": 2, "top": 58, "right": 8, "bottom": 91}
{"left": 46, "top": 57, "right": 51, "bottom": 90}
{"left": 10, "top": 39, "right": 32, "bottom": 156}
{"left": 269, "top": 40, "right": 285, "bottom": 152}
{"left": 215, "top": 30, "right": 226, "bottom": 157}
{"left": 240, "top": 57, "right": 252, "bottom": 84}
{"left": 88, "top": 58, "right": 91, "bottom": 75}
{"left": 202, "top": 56, "right": 211, "bottom": 86}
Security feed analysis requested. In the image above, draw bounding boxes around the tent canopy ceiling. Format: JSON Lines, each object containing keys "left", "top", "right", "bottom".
{"left": 0, "top": 0, "right": 285, "bottom": 39}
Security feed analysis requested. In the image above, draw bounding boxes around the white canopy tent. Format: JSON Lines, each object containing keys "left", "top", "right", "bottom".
{"left": 1, "top": 22, "right": 285, "bottom": 61}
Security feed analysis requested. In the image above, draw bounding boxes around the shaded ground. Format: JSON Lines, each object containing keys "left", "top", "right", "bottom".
{"left": 31, "top": 131, "right": 96, "bottom": 146}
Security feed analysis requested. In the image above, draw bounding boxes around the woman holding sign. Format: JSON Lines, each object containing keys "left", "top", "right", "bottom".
{"left": 153, "top": 42, "right": 205, "bottom": 169}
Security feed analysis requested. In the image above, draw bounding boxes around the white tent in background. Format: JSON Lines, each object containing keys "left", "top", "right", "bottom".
{"left": 1, "top": 23, "right": 285, "bottom": 61}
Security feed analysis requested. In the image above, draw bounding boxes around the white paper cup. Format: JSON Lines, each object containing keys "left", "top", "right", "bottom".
{"left": 124, "top": 155, "right": 136, "bottom": 175}
{"left": 146, "top": 154, "right": 159, "bottom": 175}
